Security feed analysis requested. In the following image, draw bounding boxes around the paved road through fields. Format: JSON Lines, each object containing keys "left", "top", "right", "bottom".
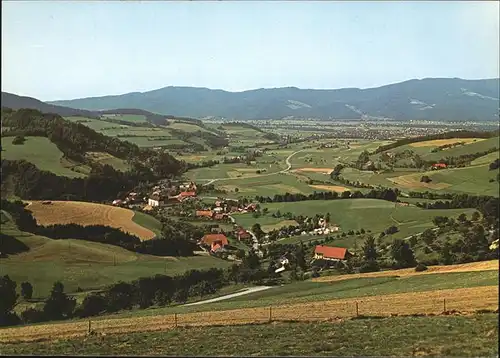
{"left": 184, "top": 286, "right": 272, "bottom": 306}
{"left": 201, "top": 149, "right": 305, "bottom": 186}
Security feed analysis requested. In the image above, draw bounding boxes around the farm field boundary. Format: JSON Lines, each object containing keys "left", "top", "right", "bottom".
{"left": 1, "top": 286, "right": 497, "bottom": 344}
{"left": 313, "top": 260, "right": 499, "bottom": 283}
{"left": 25, "top": 201, "right": 155, "bottom": 240}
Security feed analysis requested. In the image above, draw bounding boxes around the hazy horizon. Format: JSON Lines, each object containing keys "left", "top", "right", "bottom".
{"left": 2, "top": 1, "right": 499, "bottom": 101}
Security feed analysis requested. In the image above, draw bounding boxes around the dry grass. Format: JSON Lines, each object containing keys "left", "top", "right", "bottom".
{"left": 294, "top": 168, "right": 334, "bottom": 174}
{"left": 388, "top": 175, "right": 451, "bottom": 190}
{"left": 409, "top": 138, "right": 484, "bottom": 148}
{"left": 309, "top": 184, "right": 350, "bottom": 193}
{"left": 26, "top": 201, "right": 155, "bottom": 240}
{"left": 313, "top": 260, "right": 499, "bottom": 283}
{"left": 1, "top": 286, "right": 497, "bottom": 344}
{"left": 181, "top": 155, "right": 207, "bottom": 161}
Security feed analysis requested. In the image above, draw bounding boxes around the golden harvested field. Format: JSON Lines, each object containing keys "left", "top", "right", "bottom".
{"left": 409, "top": 138, "right": 485, "bottom": 148}
{"left": 180, "top": 155, "right": 207, "bottom": 161}
{"left": 26, "top": 201, "right": 155, "bottom": 240}
{"left": 313, "top": 260, "right": 499, "bottom": 283}
{"left": 294, "top": 167, "right": 334, "bottom": 174}
{"left": 309, "top": 184, "right": 350, "bottom": 193}
{"left": 1, "top": 286, "right": 497, "bottom": 344}
{"left": 388, "top": 175, "right": 451, "bottom": 190}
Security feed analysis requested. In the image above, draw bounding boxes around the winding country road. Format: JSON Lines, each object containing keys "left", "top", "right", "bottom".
{"left": 183, "top": 286, "right": 272, "bottom": 306}
{"left": 201, "top": 149, "right": 305, "bottom": 186}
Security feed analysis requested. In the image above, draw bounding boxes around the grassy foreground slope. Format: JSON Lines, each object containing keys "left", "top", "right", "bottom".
{"left": 3, "top": 314, "right": 498, "bottom": 356}
{"left": 0, "top": 212, "right": 231, "bottom": 297}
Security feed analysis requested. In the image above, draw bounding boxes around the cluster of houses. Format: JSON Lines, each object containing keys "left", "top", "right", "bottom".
{"left": 148, "top": 181, "right": 198, "bottom": 208}
{"left": 112, "top": 192, "right": 141, "bottom": 207}
{"left": 111, "top": 181, "right": 200, "bottom": 209}
{"left": 198, "top": 227, "right": 252, "bottom": 255}
{"left": 273, "top": 245, "right": 352, "bottom": 273}
{"left": 195, "top": 199, "right": 258, "bottom": 221}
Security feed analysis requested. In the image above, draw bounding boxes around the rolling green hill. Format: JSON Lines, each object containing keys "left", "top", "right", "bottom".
{"left": 0, "top": 212, "right": 230, "bottom": 297}
{"left": 1, "top": 136, "right": 89, "bottom": 178}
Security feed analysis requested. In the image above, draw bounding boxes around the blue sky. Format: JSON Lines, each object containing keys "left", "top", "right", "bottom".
{"left": 2, "top": 1, "right": 499, "bottom": 101}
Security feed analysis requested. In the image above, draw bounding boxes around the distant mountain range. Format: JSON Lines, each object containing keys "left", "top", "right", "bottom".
{"left": 4, "top": 78, "right": 500, "bottom": 122}
{"left": 1, "top": 92, "right": 100, "bottom": 118}
{"left": 1, "top": 92, "right": 171, "bottom": 124}
{"left": 48, "top": 78, "right": 500, "bottom": 122}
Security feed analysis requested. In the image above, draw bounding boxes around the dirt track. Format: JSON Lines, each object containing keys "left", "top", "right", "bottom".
{"left": 313, "top": 260, "right": 499, "bottom": 283}
{"left": 26, "top": 201, "right": 155, "bottom": 240}
{"left": 1, "top": 286, "right": 497, "bottom": 344}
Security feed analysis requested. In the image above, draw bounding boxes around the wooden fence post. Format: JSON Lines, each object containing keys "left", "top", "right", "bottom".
{"left": 269, "top": 306, "right": 272, "bottom": 322}
{"left": 355, "top": 301, "right": 359, "bottom": 317}
{"left": 88, "top": 320, "right": 91, "bottom": 333}
{"left": 174, "top": 313, "right": 178, "bottom": 328}
{"left": 443, "top": 298, "right": 446, "bottom": 312}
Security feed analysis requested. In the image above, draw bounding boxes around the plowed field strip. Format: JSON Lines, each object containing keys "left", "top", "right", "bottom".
{"left": 1, "top": 286, "right": 497, "bottom": 344}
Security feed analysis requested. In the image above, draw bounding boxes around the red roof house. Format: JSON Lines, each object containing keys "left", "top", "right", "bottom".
{"left": 314, "top": 245, "right": 351, "bottom": 261}
{"left": 200, "top": 233, "right": 229, "bottom": 247}
{"left": 211, "top": 243, "right": 223, "bottom": 252}
{"left": 196, "top": 210, "right": 213, "bottom": 218}
{"left": 236, "top": 228, "right": 251, "bottom": 240}
{"left": 432, "top": 163, "right": 447, "bottom": 169}
{"left": 214, "top": 213, "right": 228, "bottom": 221}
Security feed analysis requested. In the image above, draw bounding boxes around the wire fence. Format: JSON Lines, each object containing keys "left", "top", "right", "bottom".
{"left": 85, "top": 289, "right": 499, "bottom": 335}
{"left": 1, "top": 288, "right": 498, "bottom": 343}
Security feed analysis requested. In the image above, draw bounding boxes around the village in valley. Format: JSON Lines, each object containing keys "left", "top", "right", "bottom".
{"left": 110, "top": 178, "right": 347, "bottom": 270}
{"left": 1, "top": 1, "right": 499, "bottom": 355}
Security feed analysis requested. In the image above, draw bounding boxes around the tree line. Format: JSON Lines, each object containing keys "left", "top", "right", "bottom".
{"left": 254, "top": 188, "right": 399, "bottom": 204}
{"left": 0, "top": 200, "right": 199, "bottom": 257}
{"left": 373, "top": 129, "right": 499, "bottom": 154}
{"left": 1, "top": 250, "right": 279, "bottom": 326}
{"left": 409, "top": 192, "right": 499, "bottom": 228}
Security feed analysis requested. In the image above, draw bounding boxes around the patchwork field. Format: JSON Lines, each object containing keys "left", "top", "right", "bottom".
{"left": 408, "top": 138, "right": 485, "bottom": 147}
{"left": 216, "top": 173, "right": 320, "bottom": 197}
{"left": 63, "top": 117, "right": 216, "bottom": 149}
{"left": 376, "top": 137, "right": 499, "bottom": 162}
{"left": 294, "top": 167, "right": 334, "bottom": 174}
{"left": 1, "top": 136, "right": 87, "bottom": 178}
{"left": 25, "top": 201, "right": 157, "bottom": 240}
{"left": 308, "top": 184, "right": 350, "bottom": 192}
{"left": 3, "top": 314, "right": 497, "bottom": 356}
{"left": 388, "top": 164, "right": 499, "bottom": 196}
{"left": 234, "top": 198, "right": 475, "bottom": 241}
{"left": 84, "top": 152, "right": 130, "bottom": 172}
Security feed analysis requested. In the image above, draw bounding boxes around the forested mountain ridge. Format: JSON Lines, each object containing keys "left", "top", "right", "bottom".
{"left": 48, "top": 78, "right": 500, "bottom": 121}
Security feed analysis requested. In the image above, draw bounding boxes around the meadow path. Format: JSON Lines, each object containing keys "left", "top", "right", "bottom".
{"left": 201, "top": 149, "right": 305, "bottom": 186}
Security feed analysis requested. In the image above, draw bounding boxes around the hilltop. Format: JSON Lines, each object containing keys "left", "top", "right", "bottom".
{"left": 47, "top": 78, "right": 500, "bottom": 121}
